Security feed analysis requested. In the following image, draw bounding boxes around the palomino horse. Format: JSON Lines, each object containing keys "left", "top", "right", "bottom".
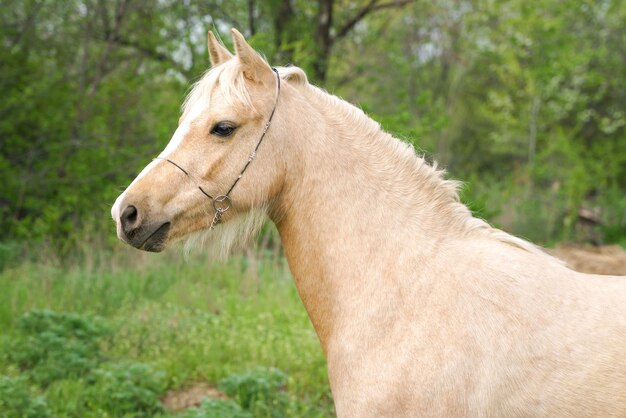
{"left": 112, "top": 29, "right": 626, "bottom": 417}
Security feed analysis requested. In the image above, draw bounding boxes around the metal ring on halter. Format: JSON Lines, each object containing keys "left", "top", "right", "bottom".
{"left": 212, "top": 195, "right": 232, "bottom": 213}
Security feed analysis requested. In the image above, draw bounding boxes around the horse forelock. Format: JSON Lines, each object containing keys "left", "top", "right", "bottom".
{"left": 181, "top": 63, "right": 259, "bottom": 123}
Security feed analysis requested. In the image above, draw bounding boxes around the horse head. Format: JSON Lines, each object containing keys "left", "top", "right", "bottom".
{"left": 111, "top": 29, "right": 293, "bottom": 253}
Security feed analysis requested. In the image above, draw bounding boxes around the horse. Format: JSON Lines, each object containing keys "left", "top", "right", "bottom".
{"left": 111, "top": 29, "right": 626, "bottom": 417}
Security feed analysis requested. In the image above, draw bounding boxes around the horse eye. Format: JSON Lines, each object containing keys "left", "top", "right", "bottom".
{"left": 210, "top": 122, "right": 236, "bottom": 138}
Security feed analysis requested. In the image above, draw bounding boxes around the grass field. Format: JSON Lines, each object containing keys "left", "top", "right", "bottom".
{"left": 0, "top": 245, "right": 334, "bottom": 417}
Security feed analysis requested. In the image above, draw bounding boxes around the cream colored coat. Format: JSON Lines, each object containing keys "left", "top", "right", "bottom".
{"left": 112, "top": 30, "right": 626, "bottom": 417}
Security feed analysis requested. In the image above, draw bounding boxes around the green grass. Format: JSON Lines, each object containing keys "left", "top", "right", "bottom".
{"left": 0, "top": 246, "right": 333, "bottom": 417}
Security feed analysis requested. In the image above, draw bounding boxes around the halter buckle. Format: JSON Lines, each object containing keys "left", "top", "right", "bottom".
{"left": 212, "top": 195, "right": 232, "bottom": 213}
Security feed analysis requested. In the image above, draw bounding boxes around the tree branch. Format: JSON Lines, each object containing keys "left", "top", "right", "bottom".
{"left": 334, "top": 0, "right": 413, "bottom": 41}
{"left": 248, "top": 0, "right": 256, "bottom": 36}
{"left": 89, "top": 0, "right": 129, "bottom": 95}
{"left": 108, "top": 35, "right": 189, "bottom": 77}
{"left": 10, "top": 0, "right": 45, "bottom": 47}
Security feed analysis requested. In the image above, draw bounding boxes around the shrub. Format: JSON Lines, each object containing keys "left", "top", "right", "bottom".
{"left": 10, "top": 310, "right": 109, "bottom": 386}
{"left": 0, "top": 375, "right": 51, "bottom": 418}
{"left": 84, "top": 361, "right": 166, "bottom": 416}
{"left": 218, "top": 367, "right": 289, "bottom": 417}
{"left": 179, "top": 398, "right": 253, "bottom": 418}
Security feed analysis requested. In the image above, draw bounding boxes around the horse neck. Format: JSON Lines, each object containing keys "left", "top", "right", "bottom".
{"left": 271, "top": 84, "right": 477, "bottom": 351}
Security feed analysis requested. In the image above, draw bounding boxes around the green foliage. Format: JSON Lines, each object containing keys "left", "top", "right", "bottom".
{"left": 458, "top": 178, "right": 502, "bottom": 222}
{"left": 0, "top": 0, "right": 624, "bottom": 248}
{"left": 331, "top": 0, "right": 625, "bottom": 244}
{"left": 10, "top": 310, "right": 110, "bottom": 386}
{"left": 180, "top": 399, "right": 253, "bottom": 418}
{"left": 3, "top": 309, "right": 168, "bottom": 416}
{"left": 84, "top": 362, "right": 166, "bottom": 416}
{"left": 0, "top": 254, "right": 334, "bottom": 416}
{"left": 218, "top": 368, "right": 289, "bottom": 417}
{"left": 0, "top": 376, "right": 51, "bottom": 418}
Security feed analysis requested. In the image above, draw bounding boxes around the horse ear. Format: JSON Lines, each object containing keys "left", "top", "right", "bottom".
{"left": 231, "top": 28, "right": 273, "bottom": 84}
{"left": 207, "top": 31, "right": 233, "bottom": 66}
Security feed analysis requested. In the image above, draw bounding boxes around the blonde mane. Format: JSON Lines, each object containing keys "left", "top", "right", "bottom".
{"left": 298, "top": 78, "right": 556, "bottom": 261}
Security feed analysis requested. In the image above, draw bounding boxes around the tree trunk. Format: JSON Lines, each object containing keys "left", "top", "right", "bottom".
{"left": 274, "top": 0, "right": 296, "bottom": 64}
{"left": 313, "top": 0, "right": 334, "bottom": 83}
{"left": 248, "top": 0, "right": 256, "bottom": 36}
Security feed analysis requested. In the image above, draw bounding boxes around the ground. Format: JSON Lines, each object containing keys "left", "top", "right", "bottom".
{"left": 549, "top": 244, "right": 626, "bottom": 275}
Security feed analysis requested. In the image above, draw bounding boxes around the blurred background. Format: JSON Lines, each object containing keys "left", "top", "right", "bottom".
{"left": 0, "top": 1, "right": 624, "bottom": 417}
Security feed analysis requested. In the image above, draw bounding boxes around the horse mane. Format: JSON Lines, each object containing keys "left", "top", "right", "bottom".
{"left": 297, "top": 74, "right": 558, "bottom": 262}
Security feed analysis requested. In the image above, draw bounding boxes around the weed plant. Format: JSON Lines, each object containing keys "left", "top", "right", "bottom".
{"left": 0, "top": 246, "right": 333, "bottom": 417}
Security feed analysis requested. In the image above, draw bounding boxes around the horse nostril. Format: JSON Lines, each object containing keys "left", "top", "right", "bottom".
{"left": 124, "top": 205, "right": 137, "bottom": 222}
{"left": 120, "top": 205, "right": 139, "bottom": 234}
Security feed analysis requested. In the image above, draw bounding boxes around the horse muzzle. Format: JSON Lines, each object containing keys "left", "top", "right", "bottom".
{"left": 117, "top": 204, "right": 171, "bottom": 252}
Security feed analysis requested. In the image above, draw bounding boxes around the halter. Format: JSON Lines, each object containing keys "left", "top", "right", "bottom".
{"left": 155, "top": 67, "right": 281, "bottom": 230}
